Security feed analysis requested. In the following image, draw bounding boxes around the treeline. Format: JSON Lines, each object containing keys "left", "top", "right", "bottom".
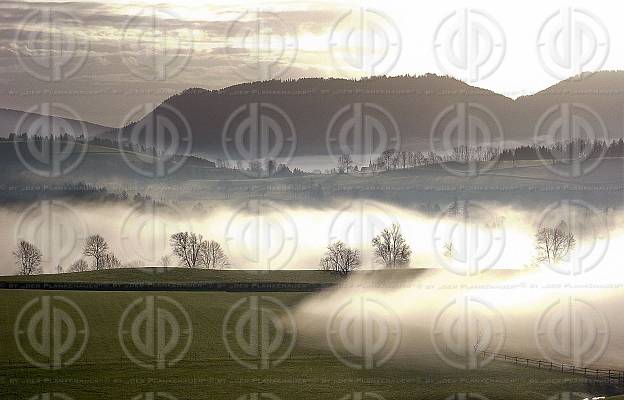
{"left": 13, "top": 231, "right": 229, "bottom": 276}
{"left": 215, "top": 158, "right": 306, "bottom": 177}
{"left": 336, "top": 139, "right": 624, "bottom": 173}
{"left": 0, "top": 181, "right": 155, "bottom": 204}
{"left": 14, "top": 219, "right": 577, "bottom": 276}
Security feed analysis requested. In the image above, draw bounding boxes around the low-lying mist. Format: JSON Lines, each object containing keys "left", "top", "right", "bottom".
{"left": 2, "top": 197, "right": 623, "bottom": 370}
{"left": 292, "top": 264, "right": 624, "bottom": 371}
{"left": 0, "top": 197, "right": 618, "bottom": 276}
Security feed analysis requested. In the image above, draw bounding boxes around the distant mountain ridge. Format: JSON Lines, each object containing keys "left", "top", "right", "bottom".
{"left": 0, "top": 108, "right": 112, "bottom": 139}
{"left": 4, "top": 72, "right": 624, "bottom": 159}
{"left": 119, "top": 72, "right": 624, "bottom": 159}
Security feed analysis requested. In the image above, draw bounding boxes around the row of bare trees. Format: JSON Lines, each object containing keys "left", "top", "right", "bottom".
{"left": 320, "top": 221, "right": 577, "bottom": 276}
{"left": 320, "top": 223, "right": 412, "bottom": 275}
{"left": 12, "top": 223, "right": 575, "bottom": 275}
{"left": 13, "top": 232, "right": 230, "bottom": 275}
{"left": 169, "top": 232, "right": 229, "bottom": 269}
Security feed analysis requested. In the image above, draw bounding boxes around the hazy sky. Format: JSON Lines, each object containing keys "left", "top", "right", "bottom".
{"left": 1, "top": 0, "right": 623, "bottom": 126}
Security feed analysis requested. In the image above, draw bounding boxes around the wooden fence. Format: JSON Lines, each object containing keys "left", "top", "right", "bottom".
{"left": 478, "top": 350, "right": 624, "bottom": 384}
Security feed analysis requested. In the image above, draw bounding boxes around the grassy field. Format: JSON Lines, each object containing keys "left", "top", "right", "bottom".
{"left": 0, "top": 270, "right": 622, "bottom": 399}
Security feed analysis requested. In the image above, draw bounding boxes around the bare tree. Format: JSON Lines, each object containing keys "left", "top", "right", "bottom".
{"left": 69, "top": 259, "right": 90, "bottom": 272}
{"left": 338, "top": 153, "right": 354, "bottom": 173}
{"left": 320, "top": 241, "right": 360, "bottom": 275}
{"left": 199, "top": 240, "right": 230, "bottom": 269}
{"left": 101, "top": 253, "right": 122, "bottom": 269}
{"left": 83, "top": 234, "right": 109, "bottom": 270}
{"left": 372, "top": 224, "right": 411, "bottom": 268}
{"left": 378, "top": 149, "right": 396, "bottom": 171}
{"left": 170, "top": 232, "right": 206, "bottom": 268}
{"left": 159, "top": 254, "right": 172, "bottom": 267}
{"left": 13, "top": 240, "right": 42, "bottom": 275}
{"left": 535, "top": 221, "right": 576, "bottom": 264}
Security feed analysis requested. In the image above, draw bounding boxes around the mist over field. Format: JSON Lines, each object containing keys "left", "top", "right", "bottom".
{"left": 0, "top": 197, "right": 615, "bottom": 276}
{"left": 292, "top": 264, "right": 624, "bottom": 371}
